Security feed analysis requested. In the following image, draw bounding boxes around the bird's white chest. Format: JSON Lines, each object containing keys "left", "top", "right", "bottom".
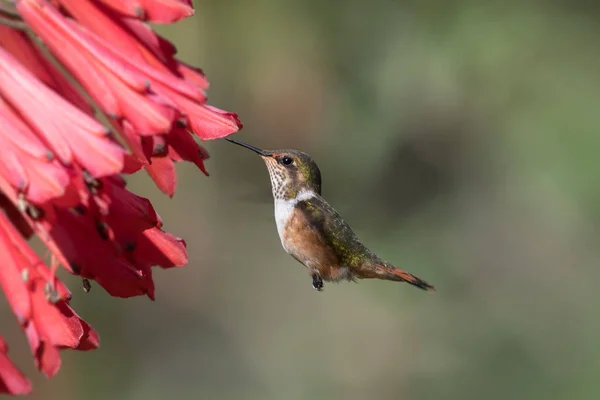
{"left": 273, "top": 190, "right": 315, "bottom": 252}
{"left": 274, "top": 198, "right": 295, "bottom": 249}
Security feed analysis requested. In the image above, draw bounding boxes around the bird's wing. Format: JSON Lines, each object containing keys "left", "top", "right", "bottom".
{"left": 296, "top": 195, "right": 435, "bottom": 290}
{"left": 295, "top": 195, "right": 371, "bottom": 267}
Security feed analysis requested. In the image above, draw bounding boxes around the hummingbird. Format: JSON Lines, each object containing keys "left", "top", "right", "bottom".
{"left": 226, "top": 138, "right": 435, "bottom": 292}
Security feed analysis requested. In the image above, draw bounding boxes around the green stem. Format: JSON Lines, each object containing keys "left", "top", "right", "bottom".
{"left": 0, "top": 0, "right": 27, "bottom": 31}
{"left": 0, "top": 1, "right": 19, "bottom": 19}
{"left": 0, "top": 14, "right": 28, "bottom": 31}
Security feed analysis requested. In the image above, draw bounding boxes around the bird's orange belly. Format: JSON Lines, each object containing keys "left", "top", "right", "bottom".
{"left": 281, "top": 208, "right": 352, "bottom": 281}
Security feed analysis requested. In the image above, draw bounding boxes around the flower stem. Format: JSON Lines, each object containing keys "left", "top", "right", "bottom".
{"left": 0, "top": 14, "right": 28, "bottom": 30}
{"left": 0, "top": 0, "right": 19, "bottom": 18}
{"left": 0, "top": 0, "right": 27, "bottom": 31}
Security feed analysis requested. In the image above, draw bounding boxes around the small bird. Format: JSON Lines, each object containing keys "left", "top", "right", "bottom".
{"left": 226, "top": 138, "right": 435, "bottom": 292}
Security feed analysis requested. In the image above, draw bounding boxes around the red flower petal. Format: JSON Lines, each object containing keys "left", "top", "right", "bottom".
{"left": 167, "top": 127, "right": 209, "bottom": 175}
{"left": 118, "top": 18, "right": 209, "bottom": 89}
{"left": 102, "top": 178, "right": 159, "bottom": 241}
{"left": 104, "top": 12, "right": 210, "bottom": 92}
{"left": 0, "top": 96, "right": 49, "bottom": 160}
{"left": 69, "top": 16, "right": 204, "bottom": 102}
{"left": 134, "top": 227, "right": 187, "bottom": 268}
{"left": 0, "top": 219, "right": 33, "bottom": 324}
{"left": 0, "top": 192, "right": 34, "bottom": 238}
{"left": 0, "top": 97, "right": 74, "bottom": 204}
{"left": 18, "top": 0, "right": 179, "bottom": 136}
{"left": 0, "top": 211, "right": 98, "bottom": 378}
{"left": 0, "top": 25, "right": 93, "bottom": 115}
{"left": 111, "top": 120, "right": 149, "bottom": 164}
{"left": 29, "top": 280, "right": 83, "bottom": 349}
{"left": 0, "top": 0, "right": 237, "bottom": 393}
{"left": 0, "top": 44, "right": 125, "bottom": 178}
{"left": 0, "top": 338, "right": 32, "bottom": 395}
{"left": 76, "top": 318, "right": 100, "bottom": 351}
{"left": 0, "top": 209, "right": 69, "bottom": 303}
{"left": 55, "top": 0, "right": 241, "bottom": 140}
{"left": 24, "top": 323, "right": 61, "bottom": 378}
{"left": 144, "top": 151, "right": 177, "bottom": 197}
{"left": 122, "top": 154, "right": 145, "bottom": 174}
{"left": 43, "top": 208, "right": 156, "bottom": 298}
{"left": 189, "top": 104, "right": 243, "bottom": 140}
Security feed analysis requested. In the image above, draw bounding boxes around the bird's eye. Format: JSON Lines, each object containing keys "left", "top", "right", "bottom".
{"left": 281, "top": 156, "right": 293, "bottom": 166}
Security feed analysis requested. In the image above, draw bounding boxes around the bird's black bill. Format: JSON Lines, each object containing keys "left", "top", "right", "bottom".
{"left": 225, "top": 138, "right": 271, "bottom": 156}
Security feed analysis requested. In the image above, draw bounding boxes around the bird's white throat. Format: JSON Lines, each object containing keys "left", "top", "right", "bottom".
{"left": 274, "top": 189, "right": 316, "bottom": 247}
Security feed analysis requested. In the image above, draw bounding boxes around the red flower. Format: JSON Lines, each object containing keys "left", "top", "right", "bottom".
{"left": 0, "top": 0, "right": 241, "bottom": 394}
{"left": 0, "top": 210, "right": 100, "bottom": 378}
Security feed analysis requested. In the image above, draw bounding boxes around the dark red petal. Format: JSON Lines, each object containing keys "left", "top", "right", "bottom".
{"left": 134, "top": 227, "right": 188, "bottom": 269}
{"left": 122, "top": 154, "right": 145, "bottom": 174}
{"left": 46, "top": 209, "right": 156, "bottom": 298}
{"left": 76, "top": 318, "right": 100, "bottom": 350}
{"left": 0, "top": 192, "right": 33, "bottom": 238}
{"left": 167, "top": 127, "right": 209, "bottom": 175}
{"left": 103, "top": 180, "right": 159, "bottom": 242}
{"left": 93, "top": 258, "right": 155, "bottom": 299}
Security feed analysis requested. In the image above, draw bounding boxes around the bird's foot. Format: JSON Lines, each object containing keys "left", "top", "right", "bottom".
{"left": 312, "top": 273, "right": 324, "bottom": 292}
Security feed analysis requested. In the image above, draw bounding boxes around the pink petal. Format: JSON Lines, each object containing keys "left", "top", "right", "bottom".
{"left": 189, "top": 104, "right": 243, "bottom": 140}
{"left": 0, "top": 213, "right": 33, "bottom": 324}
{"left": 18, "top": 0, "right": 178, "bottom": 136}
{"left": 0, "top": 44, "right": 125, "bottom": 177}
{"left": 0, "top": 96, "right": 52, "bottom": 160}
{"left": 60, "top": 0, "right": 204, "bottom": 99}
{"left": 0, "top": 25, "right": 93, "bottom": 115}
{"left": 111, "top": 120, "right": 149, "bottom": 163}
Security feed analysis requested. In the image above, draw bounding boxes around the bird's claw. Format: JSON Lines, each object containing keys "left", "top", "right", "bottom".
{"left": 312, "top": 273, "right": 324, "bottom": 292}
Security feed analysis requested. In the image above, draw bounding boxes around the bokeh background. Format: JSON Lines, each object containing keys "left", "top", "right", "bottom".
{"left": 3, "top": 0, "right": 600, "bottom": 399}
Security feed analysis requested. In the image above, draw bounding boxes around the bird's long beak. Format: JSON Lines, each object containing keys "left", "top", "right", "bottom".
{"left": 225, "top": 138, "right": 272, "bottom": 157}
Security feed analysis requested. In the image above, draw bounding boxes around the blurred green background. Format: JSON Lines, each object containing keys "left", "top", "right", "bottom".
{"left": 3, "top": 0, "right": 600, "bottom": 399}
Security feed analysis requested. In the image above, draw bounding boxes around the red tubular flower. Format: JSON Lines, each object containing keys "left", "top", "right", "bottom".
{"left": 0, "top": 26, "right": 94, "bottom": 114}
{"left": 17, "top": 0, "right": 242, "bottom": 194}
{"left": 0, "top": 0, "right": 241, "bottom": 394}
{"left": 0, "top": 211, "right": 99, "bottom": 378}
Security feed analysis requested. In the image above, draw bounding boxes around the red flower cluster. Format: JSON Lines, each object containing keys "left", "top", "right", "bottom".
{"left": 0, "top": 0, "right": 241, "bottom": 394}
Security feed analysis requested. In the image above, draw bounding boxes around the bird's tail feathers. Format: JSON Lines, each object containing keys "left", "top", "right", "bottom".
{"left": 374, "top": 263, "right": 435, "bottom": 291}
